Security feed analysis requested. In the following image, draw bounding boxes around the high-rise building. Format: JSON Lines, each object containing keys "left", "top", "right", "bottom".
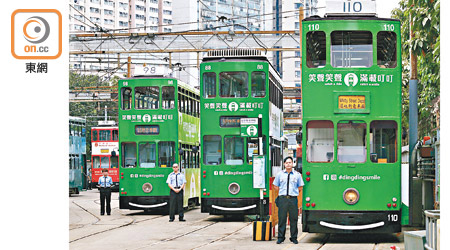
{"left": 69, "top": 0, "right": 173, "bottom": 33}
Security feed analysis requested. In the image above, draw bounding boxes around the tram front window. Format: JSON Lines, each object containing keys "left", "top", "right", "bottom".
{"left": 112, "top": 130, "right": 118, "bottom": 141}
{"left": 159, "top": 141, "right": 175, "bottom": 168}
{"left": 331, "top": 31, "right": 373, "bottom": 68}
{"left": 139, "top": 142, "right": 156, "bottom": 168}
{"left": 203, "top": 72, "right": 216, "bottom": 98}
{"left": 203, "top": 135, "right": 221, "bottom": 165}
{"left": 135, "top": 86, "right": 159, "bottom": 109}
{"left": 370, "top": 121, "right": 397, "bottom": 163}
{"left": 93, "top": 156, "right": 100, "bottom": 169}
{"left": 101, "top": 156, "right": 109, "bottom": 168}
{"left": 307, "top": 121, "right": 334, "bottom": 163}
{"left": 377, "top": 31, "right": 397, "bottom": 68}
{"left": 121, "top": 87, "right": 132, "bottom": 110}
{"left": 220, "top": 72, "right": 248, "bottom": 98}
{"left": 122, "top": 142, "right": 137, "bottom": 168}
{"left": 306, "top": 31, "right": 326, "bottom": 68}
{"left": 224, "top": 136, "right": 244, "bottom": 165}
{"left": 162, "top": 86, "right": 175, "bottom": 109}
{"left": 337, "top": 121, "right": 367, "bottom": 163}
{"left": 99, "top": 130, "right": 111, "bottom": 141}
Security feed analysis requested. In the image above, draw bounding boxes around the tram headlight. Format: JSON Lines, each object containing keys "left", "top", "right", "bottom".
{"left": 228, "top": 182, "right": 240, "bottom": 195}
{"left": 343, "top": 188, "right": 359, "bottom": 205}
{"left": 142, "top": 183, "right": 153, "bottom": 193}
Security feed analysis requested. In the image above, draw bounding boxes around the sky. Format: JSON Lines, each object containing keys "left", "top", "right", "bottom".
{"left": 316, "top": 0, "right": 401, "bottom": 18}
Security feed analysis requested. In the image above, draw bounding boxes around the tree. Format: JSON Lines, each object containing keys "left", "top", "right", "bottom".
{"left": 392, "top": 0, "right": 440, "bottom": 141}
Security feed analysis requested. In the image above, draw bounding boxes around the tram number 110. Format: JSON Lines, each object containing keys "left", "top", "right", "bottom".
{"left": 343, "top": 1, "right": 363, "bottom": 13}
{"left": 387, "top": 214, "right": 398, "bottom": 222}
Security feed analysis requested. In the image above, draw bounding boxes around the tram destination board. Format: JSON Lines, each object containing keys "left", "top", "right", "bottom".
{"left": 135, "top": 125, "right": 160, "bottom": 135}
{"left": 338, "top": 95, "right": 366, "bottom": 109}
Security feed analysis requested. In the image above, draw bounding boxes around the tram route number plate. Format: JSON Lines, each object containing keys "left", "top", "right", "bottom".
{"left": 338, "top": 95, "right": 366, "bottom": 109}
{"left": 101, "top": 149, "right": 109, "bottom": 153}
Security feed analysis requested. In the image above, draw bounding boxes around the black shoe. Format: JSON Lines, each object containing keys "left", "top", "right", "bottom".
{"left": 101, "top": 213, "right": 104, "bottom": 216}
{"left": 290, "top": 239, "right": 298, "bottom": 244}
{"left": 276, "top": 239, "right": 284, "bottom": 244}
{"left": 169, "top": 219, "right": 174, "bottom": 222}
{"left": 179, "top": 219, "right": 186, "bottom": 222}
{"left": 107, "top": 213, "right": 111, "bottom": 216}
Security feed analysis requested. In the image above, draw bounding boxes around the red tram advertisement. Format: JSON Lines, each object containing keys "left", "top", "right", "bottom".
{"left": 91, "top": 120, "right": 119, "bottom": 190}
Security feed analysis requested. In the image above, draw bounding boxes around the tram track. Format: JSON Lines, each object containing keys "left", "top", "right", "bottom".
{"left": 69, "top": 199, "right": 165, "bottom": 243}
{"left": 190, "top": 222, "right": 252, "bottom": 250}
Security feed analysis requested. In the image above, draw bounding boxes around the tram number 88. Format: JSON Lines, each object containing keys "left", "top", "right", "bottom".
{"left": 387, "top": 214, "right": 398, "bottom": 222}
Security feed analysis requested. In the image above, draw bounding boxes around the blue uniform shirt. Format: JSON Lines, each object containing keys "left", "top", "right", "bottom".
{"left": 166, "top": 172, "right": 186, "bottom": 188}
{"left": 98, "top": 176, "right": 113, "bottom": 187}
{"left": 273, "top": 169, "right": 304, "bottom": 196}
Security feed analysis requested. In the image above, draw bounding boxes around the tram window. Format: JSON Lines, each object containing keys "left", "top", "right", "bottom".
{"left": 203, "top": 135, "right": 222, "bottom": 165}
{"left": 93, "top": 156, "right": 101, "bottom": 169}
{"left": 331, "top": 31, "right": 373, "bottom": 68}
{"left": 307, "top": 121, "right": 334, "bottom": 163}
{"left": 101, "top": 156, "right": 109, "bottom": 168}
{"left": 377, "top": 32, "right": 397, "bottom": 68}
{"left": 135, "top": 86, "right": 159, "bottom": 109}
{"left": 112, "top": 130, "right": 118, "bottom": 141}
{"left": 247, "top": 137, "right": 266, "bottom": 164}
{"left": 139, "top": 142, "right": 156, "bottom": 168}
{"left": 337, "top": 121, "right": 367, "bottom": 163}
{"left": 306, "top": 31, "right": 326, "bottom": 68}
{"left": 370, "top": 121, "right": 397, "bottom": 163}
{"left": 224, "top": 136, "right": 244, "bottom": 165}
{"left": 251, "top": 72, "right": 266, "bottom": 97}
{"left": 203, "top": 72, "right": 216, "bottom": 98}
{"left": 111, "top": 156, "right": 118, "bottom": 168}
{"left": 122, "top": 142, "right": 137, "bottom": 168}
{"left": 99, "top": 130, "right": 111, "bottom": 141}
{"left": 92, "top": 130, "right": 98, "bottom": 141}
{"left": 159, "top": 141, "right": 175, "bottom": 168}
{"left": 162, "top": 86, "right": 175, "bottom": 109}
{"left": 220, "top": 72, "right": 248, "bottom": 98}
{"left": 121, "top": 87, "right": 132, "bottom": 110}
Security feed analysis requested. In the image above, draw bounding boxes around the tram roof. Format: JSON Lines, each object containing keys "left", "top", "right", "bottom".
{"left": 303, "top": 15, "right": 400, "bottom": 22}
{"left": 120, "top": 76, "right": 199, "bottom": 95}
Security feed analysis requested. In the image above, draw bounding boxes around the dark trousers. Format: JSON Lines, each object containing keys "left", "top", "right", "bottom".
{"left": 100, "top": 187, "right": 111, "bottom": 215}
{"left": 277, "top": 196, "right": 299, "bottom": 241}
{"left": 169, "top": 189, "right": 184, "bottom": 220}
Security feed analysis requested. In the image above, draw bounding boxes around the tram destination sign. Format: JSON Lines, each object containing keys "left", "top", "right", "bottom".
{"left": 326, "top": 0, "right": 376, "bottom": 16}
{"left": 338, "top": 95, "right": 366, "bottom": 109}
{"left": 240, "top": 118, "right": 259, "bottom": 137}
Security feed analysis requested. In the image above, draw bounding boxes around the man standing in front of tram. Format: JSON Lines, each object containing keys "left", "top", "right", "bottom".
{"left": 97, "top": 169, "right": 113, "bottom": 215}
{"left": 273, "top": 156, "right": 304, "bottom": 244}
{"left": 167, "top": 163, "right": 186, "bottom": 222}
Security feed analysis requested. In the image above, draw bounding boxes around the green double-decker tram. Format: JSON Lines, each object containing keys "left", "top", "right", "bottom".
{"left": 118, "top": 76, "right": 201, "bottom": 212}
{"left": 301, "top": 7, "right": 404, "bottom": 233}
{"left": 200, "top": 49, "right": 284, "bottom": 215}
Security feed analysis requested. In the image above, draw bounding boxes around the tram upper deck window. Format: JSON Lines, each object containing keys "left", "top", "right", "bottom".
{"left": 92, "top": 130, "right": 98, "bottom": 141}
{"left": 135, "top": 86, "right": 159, "bottom": 109}
{"left": 159, "top": 141, "right": 175, "bottom": 168}
{"left": 121, "top": 87, "right": 132, "bottom": 110}
{"left": 306, "top": 31, "right": 326, "bottom": 68}
{"left": 224, "top": 136, "right": 244, "bottom": 165}
{"left": 203, "top": 135, "right": 222, "bottom": 165}
{"left": 99, "top": 130, "right": 111, "bottom": 141}
{"left": 139, "top": 142, "right": 156, "bottom": 168}
{"left": 377, "top": 32, "right": 397, "bottom": 68}
{"left": 331, "top": 31, "right": 373, "bottom": 68}
{"left": 307, "top": 121, "right": 334, "bottom": 162}
{"left": 337, "top": 121, "right": 367, "bottom": 163}
{"left": 251, "top": 72, "right": 266, "bottom": 97}
{"left": 112, "top": 129, "right": 118, "bottom": 141}
{"left": 370, "top": 121, "right": 397, "bottom": 163}
{"left": 203, "top": 72, "right": 216, "bottom": 98}
{"left": 162, "top": 86, "right": 175, "bottom": 109}
{"left": 220, "top": 72, "right": 248, "bottom": 98}
{"left": 122, "top": 142, "right": 137, "bottom": 168}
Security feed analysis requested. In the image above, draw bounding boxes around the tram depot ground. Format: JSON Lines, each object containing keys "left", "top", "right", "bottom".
{"left": 70, "top": 189, "right": 410, "bottom": 250}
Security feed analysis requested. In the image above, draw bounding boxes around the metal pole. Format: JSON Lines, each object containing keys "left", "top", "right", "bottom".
{"left": 127, "top": 56, "right": 131, "bottom": 78}
{"left": 258, "top": 114, "right": 264, "bottom": 220}
{"left": 408, "top": 13, "right": 418, "bottom": 226}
